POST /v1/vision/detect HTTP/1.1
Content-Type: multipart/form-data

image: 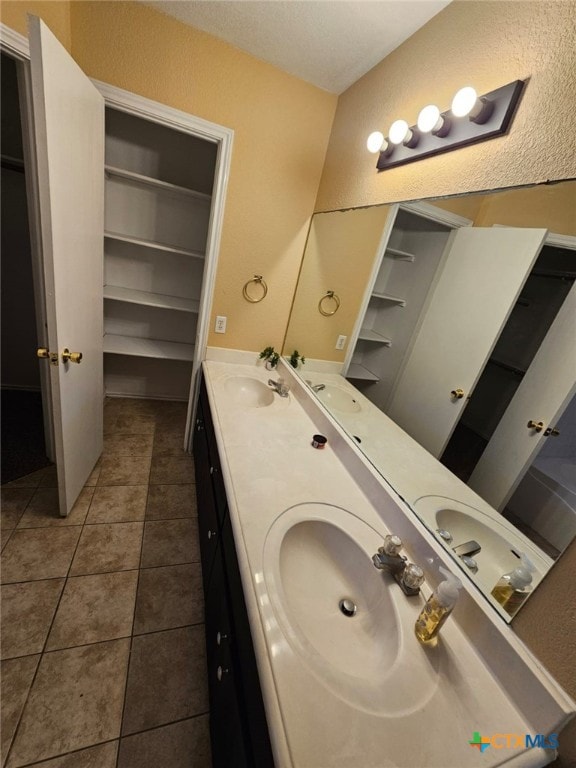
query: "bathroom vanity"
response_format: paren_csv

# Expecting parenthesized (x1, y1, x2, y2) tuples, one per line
(194, 353, 575, 767)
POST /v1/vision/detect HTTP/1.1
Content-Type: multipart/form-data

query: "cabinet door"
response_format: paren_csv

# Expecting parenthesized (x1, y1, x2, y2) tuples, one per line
(469, 280, 576, 510)
(206, 546, 249, 768)
(387, 227, 547, 457)
(193, 406, 220, 589)
(29, 16, 104, 515)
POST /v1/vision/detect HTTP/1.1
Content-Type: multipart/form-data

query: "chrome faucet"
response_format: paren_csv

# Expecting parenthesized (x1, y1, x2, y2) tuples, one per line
(268, 378, 290, 398)
(373, 534, 424, 596)
(311, 383, 326, 392)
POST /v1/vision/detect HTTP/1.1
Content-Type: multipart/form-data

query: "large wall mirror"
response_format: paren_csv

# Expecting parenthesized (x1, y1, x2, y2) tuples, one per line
(283, 179, 575, 620)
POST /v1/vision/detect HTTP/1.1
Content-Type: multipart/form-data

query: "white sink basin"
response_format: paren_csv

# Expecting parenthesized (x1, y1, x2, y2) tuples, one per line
(414, 496, 552, 595)
(315, 385, 361, 413)
(223, 376, 275, 407)
(263, 503, 439, 714)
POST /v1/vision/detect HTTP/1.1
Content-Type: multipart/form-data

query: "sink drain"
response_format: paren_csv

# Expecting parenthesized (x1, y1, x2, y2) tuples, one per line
(339, 598, 357, 617)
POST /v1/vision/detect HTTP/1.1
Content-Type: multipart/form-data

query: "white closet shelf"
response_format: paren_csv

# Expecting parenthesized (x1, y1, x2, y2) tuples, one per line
(104, 285, 200, 313)
(358, 329, 392, 346)
(103, 334, 194, 361)
(105, 165, 212, 202)
(104, 231, 205, 260)
(386, 247, 415, 262)
(347, 363, 380, 382)
(371, 291, 406, 306)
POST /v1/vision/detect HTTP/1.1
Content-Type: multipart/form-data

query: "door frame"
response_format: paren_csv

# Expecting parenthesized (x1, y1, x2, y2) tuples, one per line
(1, 23, 55, 460)
(1, 22, 234, 453)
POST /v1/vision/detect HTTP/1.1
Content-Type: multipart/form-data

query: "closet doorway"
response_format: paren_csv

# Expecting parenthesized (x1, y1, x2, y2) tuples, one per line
(1, 51, 52, 484)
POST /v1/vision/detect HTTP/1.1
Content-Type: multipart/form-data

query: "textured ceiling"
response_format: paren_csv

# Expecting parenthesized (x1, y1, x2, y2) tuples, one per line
(142, 1, 451, 93)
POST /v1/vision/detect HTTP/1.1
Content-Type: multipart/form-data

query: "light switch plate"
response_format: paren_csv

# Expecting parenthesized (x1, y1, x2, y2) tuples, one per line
(335, 335, 347, 350)
(215, 315, 227, 334)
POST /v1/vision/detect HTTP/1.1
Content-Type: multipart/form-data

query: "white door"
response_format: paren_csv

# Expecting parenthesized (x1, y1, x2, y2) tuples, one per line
(29, 17, 104, 516)
(469, 280, 576, 509)
(387, 227, 547, 457)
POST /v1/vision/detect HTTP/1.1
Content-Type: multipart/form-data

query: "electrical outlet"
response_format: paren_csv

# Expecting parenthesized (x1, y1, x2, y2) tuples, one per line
(335, 335, 347, 350)
(215, 315, 227, 334)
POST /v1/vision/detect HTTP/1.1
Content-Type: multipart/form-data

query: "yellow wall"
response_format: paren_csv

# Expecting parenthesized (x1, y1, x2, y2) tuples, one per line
(433, 180, 576, 235)
(315, 0, 576, 212)
(1, 1, 71, 51)
(2, 0, 337, 353)
(283, 205, 390, 361)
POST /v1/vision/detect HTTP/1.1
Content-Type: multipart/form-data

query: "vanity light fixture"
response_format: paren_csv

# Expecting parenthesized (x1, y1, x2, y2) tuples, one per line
(370, 79, 525, 172)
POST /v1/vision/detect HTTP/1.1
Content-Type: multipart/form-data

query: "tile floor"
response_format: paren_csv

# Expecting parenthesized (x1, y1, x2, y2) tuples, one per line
(1, 398, 211, 768)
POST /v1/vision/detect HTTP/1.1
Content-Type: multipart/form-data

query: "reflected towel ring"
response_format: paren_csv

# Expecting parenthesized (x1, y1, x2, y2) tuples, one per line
(318, 290, 341, 316)
(242, 275, 268, 303)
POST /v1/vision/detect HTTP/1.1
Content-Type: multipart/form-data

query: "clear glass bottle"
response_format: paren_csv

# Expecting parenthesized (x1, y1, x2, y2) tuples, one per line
(415, 566, 462, 645)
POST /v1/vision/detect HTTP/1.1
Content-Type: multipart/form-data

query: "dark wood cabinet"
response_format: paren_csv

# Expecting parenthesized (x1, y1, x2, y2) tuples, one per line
(194, 375, 275, 768)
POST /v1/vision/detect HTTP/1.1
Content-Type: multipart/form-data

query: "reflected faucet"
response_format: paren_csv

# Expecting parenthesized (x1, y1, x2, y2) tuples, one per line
(311, 383, 326, 392)
(268, 378, 290, 398)
(372, 534, 424, 596)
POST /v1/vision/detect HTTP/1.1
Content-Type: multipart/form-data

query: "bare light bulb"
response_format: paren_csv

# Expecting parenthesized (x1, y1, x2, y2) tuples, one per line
(417, 104, 441, 133)
(388, 119, 410, 145)
(451, 86, 478, 117)
(366, 131, 386, 154)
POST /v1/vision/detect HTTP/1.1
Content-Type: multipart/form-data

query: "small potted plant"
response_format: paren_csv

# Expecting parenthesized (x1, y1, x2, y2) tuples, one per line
(259, 346, 280, 370)
(288, 350, 306, 369)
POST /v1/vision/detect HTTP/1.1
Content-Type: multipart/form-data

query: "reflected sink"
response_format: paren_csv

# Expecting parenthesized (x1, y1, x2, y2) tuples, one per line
(414, 496, 551, 594)
(263, 503, 439, 714)
(315, 385, 361, 413)
(223, 376, 275, 407)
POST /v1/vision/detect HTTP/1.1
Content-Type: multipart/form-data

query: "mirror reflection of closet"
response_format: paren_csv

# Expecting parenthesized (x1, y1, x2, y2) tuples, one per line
(441, 242, 575, 559)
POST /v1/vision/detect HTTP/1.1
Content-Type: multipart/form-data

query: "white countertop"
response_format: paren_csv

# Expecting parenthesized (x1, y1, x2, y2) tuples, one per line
(202, 355, 574, 768)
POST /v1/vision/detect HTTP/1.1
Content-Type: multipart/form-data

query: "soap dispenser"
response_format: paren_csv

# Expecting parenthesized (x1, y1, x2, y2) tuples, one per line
(415, 566, 462, 645)
(491, 553, 535, 616)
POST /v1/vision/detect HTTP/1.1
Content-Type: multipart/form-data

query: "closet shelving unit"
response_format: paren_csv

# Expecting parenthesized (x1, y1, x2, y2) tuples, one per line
(103, 108, 216, 399)
(346, 204, 467, 408)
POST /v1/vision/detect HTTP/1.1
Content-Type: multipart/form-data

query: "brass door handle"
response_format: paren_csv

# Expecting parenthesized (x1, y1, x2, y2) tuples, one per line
(37, 347, 59, 365)
(62, 348, 82, 364)
(527, 420, 544, 433)
(450, 388, 465, 399)
(544, 426, 560, 437)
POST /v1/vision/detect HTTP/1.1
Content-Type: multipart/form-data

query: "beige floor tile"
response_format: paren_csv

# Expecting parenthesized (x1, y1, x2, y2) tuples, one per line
(1, 528, 82, 584)
(7, 639, 130, 767)
(121, 626, 208, 735)
(117, 716, 210, 768)
(145, 484, 197, 520)
(86, 486, 147, 524)
(23, 741, 118, 767)
(141, 519, 200, 567)
(97, 456, 151, 486)
(17, 487, 94, 529)
(38, 466, 58, 488)
(70, 523, 143, 576)
(149, 456, 195, 485)
(1, 489, 34, 529)
(84, 459, 102, 488)
(1, 467, 49, 490)
(105, 413, 156, 436)
(1, 579, 65, 659)
(134, 563, 203, 635)
(1, 655, 41, 764)
(103, 434, 154, 457)
(1, 527, 14, 552)
(152, 428, 186, 457)
(46, 571, 138, 651)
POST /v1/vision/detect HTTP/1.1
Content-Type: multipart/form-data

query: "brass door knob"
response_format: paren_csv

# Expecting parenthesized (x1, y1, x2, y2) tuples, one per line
(62, 348, 82, 364)
(527, 420, 544, 433)
(37, 347, 59, 365)
(544, 426, 560, 437)
(450, 388, 465, 399)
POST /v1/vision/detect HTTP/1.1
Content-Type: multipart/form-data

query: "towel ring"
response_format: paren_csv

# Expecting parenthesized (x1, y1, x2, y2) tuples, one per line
(242, 275, 268, 303)
(318, 290, 340, 316)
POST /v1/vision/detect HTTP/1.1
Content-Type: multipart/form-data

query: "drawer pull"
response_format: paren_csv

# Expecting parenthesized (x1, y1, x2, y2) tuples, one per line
(216, 631, 228, 646)
(217, 665, 229, 682)
(207, 530, 217, 540)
